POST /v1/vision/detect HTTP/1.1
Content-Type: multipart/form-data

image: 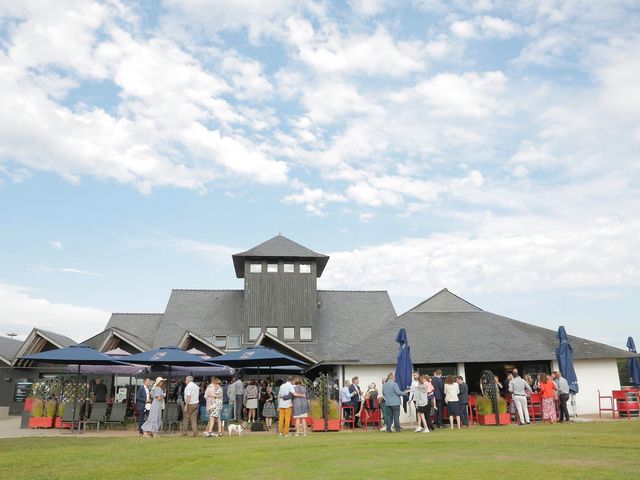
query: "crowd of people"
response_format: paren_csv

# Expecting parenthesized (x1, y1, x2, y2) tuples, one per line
(131, 368, 572, 438)
(135, 375, 310, 438)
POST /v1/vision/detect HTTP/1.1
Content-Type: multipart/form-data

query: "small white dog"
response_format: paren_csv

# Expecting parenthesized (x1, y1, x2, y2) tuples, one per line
(227, 423, 245, 436)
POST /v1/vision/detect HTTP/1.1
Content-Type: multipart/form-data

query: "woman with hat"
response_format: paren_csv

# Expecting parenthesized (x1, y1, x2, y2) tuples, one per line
(142, 377, 166, 438)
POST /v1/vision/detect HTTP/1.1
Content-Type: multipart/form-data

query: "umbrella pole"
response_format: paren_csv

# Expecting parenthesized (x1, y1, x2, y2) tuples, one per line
(72, 364, 80, 433)
(165, 365, 172, 433)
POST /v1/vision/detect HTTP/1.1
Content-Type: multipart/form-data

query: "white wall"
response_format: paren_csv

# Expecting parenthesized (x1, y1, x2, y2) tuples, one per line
(572, 358, 621, 415)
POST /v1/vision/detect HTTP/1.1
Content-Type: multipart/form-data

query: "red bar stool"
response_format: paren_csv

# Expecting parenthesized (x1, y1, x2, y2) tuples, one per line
(340, 404, 355, 430)
(598, 389, 616, 419)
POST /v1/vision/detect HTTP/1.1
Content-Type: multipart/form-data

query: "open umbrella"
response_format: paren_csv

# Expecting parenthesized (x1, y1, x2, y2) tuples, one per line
(210, 346, 309, 368)
(556, 326, 579, 418)
(394, 328, 413, 414)
(20, 345, 131, 432)
(627, 337, 640, 387)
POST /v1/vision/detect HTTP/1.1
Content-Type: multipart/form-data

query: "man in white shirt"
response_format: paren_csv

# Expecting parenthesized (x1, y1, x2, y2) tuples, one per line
(227, 381, 236, 419)
(277, 376, 295, 436)
(408, 371, 419, 429)
(181, 376, 200, 437)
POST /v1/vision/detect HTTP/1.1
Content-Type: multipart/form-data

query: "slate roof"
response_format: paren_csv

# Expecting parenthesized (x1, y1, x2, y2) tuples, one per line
(104, 313, 164, 346)
(232, 235, 329, 278)
(38, 329, 77, 348)
(0, 336, 22, 364)
(151, 290, 243, 348)
(363, 289, 632, 364)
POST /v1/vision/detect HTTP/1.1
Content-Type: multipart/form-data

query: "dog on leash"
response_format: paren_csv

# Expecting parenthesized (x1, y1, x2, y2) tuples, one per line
(227, 422, 246, 436)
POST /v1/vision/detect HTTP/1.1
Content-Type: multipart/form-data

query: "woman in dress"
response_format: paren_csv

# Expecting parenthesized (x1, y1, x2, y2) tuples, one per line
(204, 377, 223, 437)
(261, 384, 276, 431)
(244, 380, 258, 423)
(539, 373, 557, 423)
(444, 375, 461, 430)
(292, 377, 309, 436)
(142, 377, 166, 438)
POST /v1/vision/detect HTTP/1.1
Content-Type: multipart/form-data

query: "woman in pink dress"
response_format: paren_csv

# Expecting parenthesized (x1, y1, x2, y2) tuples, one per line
(538, 373, 557, 423)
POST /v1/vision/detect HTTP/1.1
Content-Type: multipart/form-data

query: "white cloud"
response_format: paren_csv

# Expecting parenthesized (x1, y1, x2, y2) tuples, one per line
(393, 71, 508, 118)
(0, 282, 110, 341)
(221, 54, 274, 100)
(283, 186, 346, 215)
(450, 16, 520, 39)
(49, 241, 64, 250)
(59, 268, 105, 277)
(286, 19, 426, 77)
(321, 216, 640, 296)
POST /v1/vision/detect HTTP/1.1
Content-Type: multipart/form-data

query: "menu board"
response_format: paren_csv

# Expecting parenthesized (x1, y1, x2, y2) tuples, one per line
(14, 381, 33, 403)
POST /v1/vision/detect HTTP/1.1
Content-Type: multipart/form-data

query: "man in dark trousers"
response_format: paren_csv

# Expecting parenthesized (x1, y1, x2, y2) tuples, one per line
(94, 379, 108, 403)
(135, 377, 152, 435)
(349, 376, 362, 428)
(432, 369, 445, 428)
(456, 376, 469, 427)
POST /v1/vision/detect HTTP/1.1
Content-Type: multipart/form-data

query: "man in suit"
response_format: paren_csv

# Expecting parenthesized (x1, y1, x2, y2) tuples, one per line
(349, 376, 362, 428)
(432, 369, 445, 428)
(456, 376, 469, 427)
(135, 377, 152, 434)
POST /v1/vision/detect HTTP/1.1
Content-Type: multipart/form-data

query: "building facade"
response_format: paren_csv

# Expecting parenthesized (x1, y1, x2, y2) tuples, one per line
(0, 234, 632, 415)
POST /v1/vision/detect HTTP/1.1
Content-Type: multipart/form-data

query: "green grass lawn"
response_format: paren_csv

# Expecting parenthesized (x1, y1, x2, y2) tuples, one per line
(1, 422, 639, 480)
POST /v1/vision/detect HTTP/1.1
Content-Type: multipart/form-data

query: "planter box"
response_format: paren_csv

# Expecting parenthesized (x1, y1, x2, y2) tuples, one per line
(311, 419, 341, 431)
(478, 413, 511, 426)
(29, 417, 55, 429)
(23, 398, 35, 412)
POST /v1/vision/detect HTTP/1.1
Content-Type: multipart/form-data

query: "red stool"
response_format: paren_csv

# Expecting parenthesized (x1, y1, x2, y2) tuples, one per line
(361, 399, 381, 431)
(598, 390, 615, 419)
(340, 405, 355, 430)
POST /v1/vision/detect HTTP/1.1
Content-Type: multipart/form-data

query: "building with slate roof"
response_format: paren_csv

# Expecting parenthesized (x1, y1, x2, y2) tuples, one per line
(0, 235, 632, 415)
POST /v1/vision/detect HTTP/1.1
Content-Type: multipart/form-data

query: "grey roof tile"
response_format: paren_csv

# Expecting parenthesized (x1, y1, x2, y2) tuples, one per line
(0, 336, 22, 363)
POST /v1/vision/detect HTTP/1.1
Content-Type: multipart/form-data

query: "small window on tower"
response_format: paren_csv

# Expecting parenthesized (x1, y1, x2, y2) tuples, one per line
(283, 263, 294, 273)
(299, 263, 311, 273)
(250, 263, 262, 273)
(283, 327, 295, 340)
(214, 336, 227, 348)
(266, 327, 278, 337)
(267, 263, 278, 273)
(300, 327, 312, 341)
(248, 327, 261, 341)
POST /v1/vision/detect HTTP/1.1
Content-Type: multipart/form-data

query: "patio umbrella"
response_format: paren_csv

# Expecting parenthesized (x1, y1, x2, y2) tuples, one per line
(394, 328, 413, 414)
(556, 326, 579, 419)
(125, 346, 220, 426)
(20, 345, 132, 432)
(209, 346, 309, 368)
(627, 337, 640, 387)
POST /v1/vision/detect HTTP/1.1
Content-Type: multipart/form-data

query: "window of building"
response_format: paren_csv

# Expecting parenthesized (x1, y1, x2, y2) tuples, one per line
(227, 335, 240, 350)
(299, 263, 311, 273)
(213, 336, 227, 348)
(300, 327, 312, 341)
(248, 327, 261, 341)
(266, 327, 278, 337)
(283, 263, 294, 273)
(283, 327, 295, 340)
(250, 263, 262, 273)
(267, 263, 278, 273)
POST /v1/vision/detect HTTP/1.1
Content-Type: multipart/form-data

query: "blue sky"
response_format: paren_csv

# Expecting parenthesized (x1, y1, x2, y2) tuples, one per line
(0, 0, 638, 348)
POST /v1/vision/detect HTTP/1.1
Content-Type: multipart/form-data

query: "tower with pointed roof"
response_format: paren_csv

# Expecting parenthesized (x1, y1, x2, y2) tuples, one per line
(232, 234, 329, 343)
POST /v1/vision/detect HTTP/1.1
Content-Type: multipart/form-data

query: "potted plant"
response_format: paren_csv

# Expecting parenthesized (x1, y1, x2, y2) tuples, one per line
(476, 396, 511, 425)
(28, 399, 54, 428)
(311, 399, 341, 431)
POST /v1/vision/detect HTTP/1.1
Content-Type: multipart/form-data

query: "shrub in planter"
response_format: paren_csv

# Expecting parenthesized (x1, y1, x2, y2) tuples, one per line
(30, 399, 44, 418)
(46, 399, 58, 418)
(476, 396, 493, 415)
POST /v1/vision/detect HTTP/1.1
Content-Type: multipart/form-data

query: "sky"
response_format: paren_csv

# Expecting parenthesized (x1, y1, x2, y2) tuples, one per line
(0, 0, 638, 349)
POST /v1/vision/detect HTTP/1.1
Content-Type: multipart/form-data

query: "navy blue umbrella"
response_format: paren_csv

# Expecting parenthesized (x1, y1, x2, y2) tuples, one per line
(395, 328, 413, 412)
(208, 346, 309, 368)
(125, 346, 217, 366)
(626, 337, 640, 387)
(20, 345, 132, 432)
(555, 326, 579, 394)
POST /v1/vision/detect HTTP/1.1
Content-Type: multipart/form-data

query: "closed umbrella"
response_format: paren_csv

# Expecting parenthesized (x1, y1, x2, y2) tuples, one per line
(627, 337, 640, 387)
(556, 326, 579, 418)
(20, 345, 132, 432)
(394, 328, 413, 415)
